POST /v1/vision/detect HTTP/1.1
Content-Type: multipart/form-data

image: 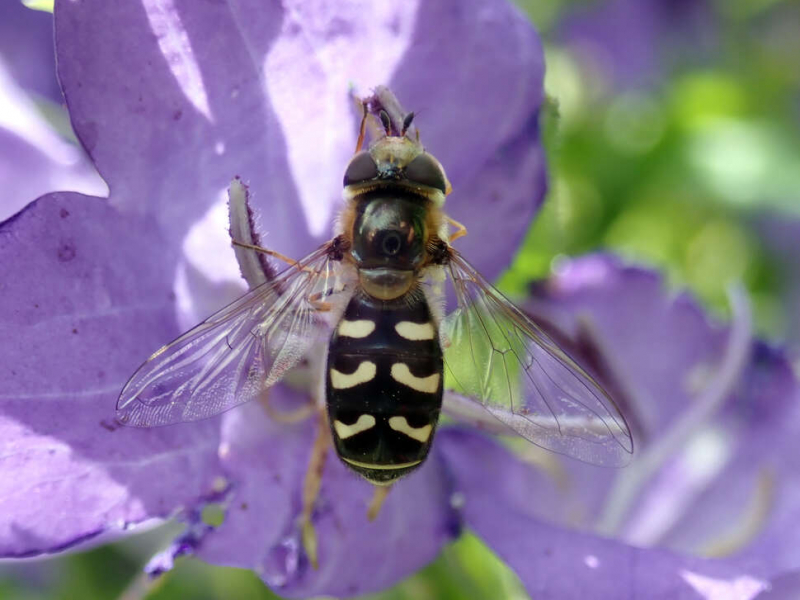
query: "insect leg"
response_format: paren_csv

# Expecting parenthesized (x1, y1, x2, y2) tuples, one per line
(447, 216, 468, 243)
(231, 240, 312, 273)
(300, 409, 331, 570)
(259, 388, 316, 424)
(308, 297, 333, 312)
(366, 484, 393, 521)
(307, 284, 347, 312)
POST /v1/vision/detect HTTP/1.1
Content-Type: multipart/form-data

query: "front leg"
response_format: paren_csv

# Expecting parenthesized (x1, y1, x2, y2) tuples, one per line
(446, 216, 468, 243)
(231, 240, 313, 273)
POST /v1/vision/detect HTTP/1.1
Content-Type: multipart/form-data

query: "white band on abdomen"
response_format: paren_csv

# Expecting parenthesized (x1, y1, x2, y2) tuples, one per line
(330, 361, 377, 389)
(390, 363, 440, 393)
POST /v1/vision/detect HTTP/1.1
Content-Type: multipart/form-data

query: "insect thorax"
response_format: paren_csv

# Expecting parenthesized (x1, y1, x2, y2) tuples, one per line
(342, 190, 435, 301)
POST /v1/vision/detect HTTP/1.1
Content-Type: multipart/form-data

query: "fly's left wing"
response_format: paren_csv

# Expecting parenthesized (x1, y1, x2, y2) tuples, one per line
(116, 243, 351, 427)
(440, 250, 633, 466)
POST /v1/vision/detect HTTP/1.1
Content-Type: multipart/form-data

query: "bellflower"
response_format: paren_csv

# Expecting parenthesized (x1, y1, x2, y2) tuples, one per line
(0, 1, 795, 599)
(0, 1, 61, 103)
(522, 255, 800, 594)
(3, 0, 545, 595)
(0, 1, 105, 221)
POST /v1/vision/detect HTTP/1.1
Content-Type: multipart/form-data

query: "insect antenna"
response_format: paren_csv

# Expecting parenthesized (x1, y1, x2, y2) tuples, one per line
(379, 110, 391, 135)
(401, 112, 415, 135)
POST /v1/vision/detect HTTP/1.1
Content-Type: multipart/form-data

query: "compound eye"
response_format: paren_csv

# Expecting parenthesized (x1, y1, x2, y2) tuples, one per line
(404, 153, 447, 193)
(343, 151, 378, 187)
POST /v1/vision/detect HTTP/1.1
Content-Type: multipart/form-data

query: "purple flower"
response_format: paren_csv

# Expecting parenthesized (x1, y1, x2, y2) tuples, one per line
(0, 4, 105, 222)
(522, 255, 800, 592)
(4, 0, 543, 596)
(0, 2, 62, 103)
(1, 2, 796, 599)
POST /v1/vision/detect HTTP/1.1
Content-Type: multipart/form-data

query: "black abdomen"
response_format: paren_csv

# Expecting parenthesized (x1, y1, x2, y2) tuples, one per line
(326, 292, 443, 483)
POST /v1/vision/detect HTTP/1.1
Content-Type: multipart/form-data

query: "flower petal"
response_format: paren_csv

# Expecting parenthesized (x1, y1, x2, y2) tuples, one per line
(0, 193, 222, 557)
(758, 570, 800, 600)
(526, 254, 800, 579)
(437, 428, 770, 600)
(0, 3, 62, 103)
(196, 397, 457, 597)
(54, 0, 313, 259)
(0, 124, 101, 223)
(55, 0, 546, 285)
(527, 254, 731, 441)
(0, 61, 106, 221)
(523, 255, 741, 526)
(651, 344, 800, 578)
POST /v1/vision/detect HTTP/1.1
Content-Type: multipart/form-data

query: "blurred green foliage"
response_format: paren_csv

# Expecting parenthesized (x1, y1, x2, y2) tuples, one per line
(500, 0, 800, 342)
(3, 0, 799, 599)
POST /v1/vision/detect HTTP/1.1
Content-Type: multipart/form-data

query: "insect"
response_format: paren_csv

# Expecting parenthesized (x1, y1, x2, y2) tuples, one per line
(116, 87, 633, 487)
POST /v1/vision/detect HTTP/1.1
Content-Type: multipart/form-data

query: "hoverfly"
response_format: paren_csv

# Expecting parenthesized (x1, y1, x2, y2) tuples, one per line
(116, 87, 633, 488)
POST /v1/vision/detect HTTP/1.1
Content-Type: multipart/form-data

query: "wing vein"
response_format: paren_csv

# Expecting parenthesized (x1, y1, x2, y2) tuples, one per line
(439, 250, 633, 466)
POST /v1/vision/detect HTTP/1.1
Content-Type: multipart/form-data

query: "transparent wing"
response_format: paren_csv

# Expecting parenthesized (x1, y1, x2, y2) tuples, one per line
(117, 243, 350, 427)
(440, 251, 633, 466)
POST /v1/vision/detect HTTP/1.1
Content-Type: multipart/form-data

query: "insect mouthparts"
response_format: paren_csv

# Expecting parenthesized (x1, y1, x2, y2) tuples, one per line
(377, 164, 402, 180)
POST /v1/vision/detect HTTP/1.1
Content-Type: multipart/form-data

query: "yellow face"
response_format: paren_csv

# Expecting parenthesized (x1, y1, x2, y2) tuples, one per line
(368, 136, 422, 171)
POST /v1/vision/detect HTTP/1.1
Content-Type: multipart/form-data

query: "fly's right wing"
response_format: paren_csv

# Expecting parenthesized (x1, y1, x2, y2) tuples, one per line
(440, 250, 633, 467)
(116, 243, 350, 427)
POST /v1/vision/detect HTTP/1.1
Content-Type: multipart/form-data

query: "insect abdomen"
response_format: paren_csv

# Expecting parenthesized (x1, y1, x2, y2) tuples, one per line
(326, 293, 443, 484)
